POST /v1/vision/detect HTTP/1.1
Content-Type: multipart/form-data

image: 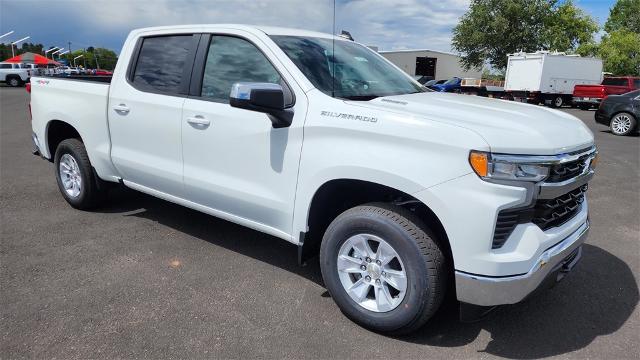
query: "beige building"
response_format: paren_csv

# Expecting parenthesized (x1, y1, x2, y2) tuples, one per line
(379, 49, 482, 80)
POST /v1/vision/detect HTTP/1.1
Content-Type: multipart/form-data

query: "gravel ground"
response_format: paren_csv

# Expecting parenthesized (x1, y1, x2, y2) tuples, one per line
(1, 86, 638, 359)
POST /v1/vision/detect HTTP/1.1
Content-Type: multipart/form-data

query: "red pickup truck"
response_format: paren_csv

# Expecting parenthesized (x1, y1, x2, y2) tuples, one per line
(573, 77, 640, 110)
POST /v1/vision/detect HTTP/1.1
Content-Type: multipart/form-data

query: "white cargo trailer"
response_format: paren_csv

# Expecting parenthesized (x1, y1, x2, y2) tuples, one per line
(504, 51, 603, 107)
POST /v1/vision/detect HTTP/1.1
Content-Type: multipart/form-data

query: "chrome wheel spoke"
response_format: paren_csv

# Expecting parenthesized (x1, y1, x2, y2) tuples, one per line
(348, 278, 370, 302)
(383, 269, 407, 292)
(375, 284, 394, 311)
(337, 254, 363, 273)
(375, 241, 396, 266)
(352, 235, 374, 258)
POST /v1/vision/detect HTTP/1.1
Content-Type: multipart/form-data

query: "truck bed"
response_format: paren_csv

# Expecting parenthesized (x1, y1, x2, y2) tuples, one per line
(30, 75, 115, 180)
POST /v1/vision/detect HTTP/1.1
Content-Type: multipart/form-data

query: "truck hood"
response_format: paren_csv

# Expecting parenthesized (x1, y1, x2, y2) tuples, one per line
(355, 92, 594, 155)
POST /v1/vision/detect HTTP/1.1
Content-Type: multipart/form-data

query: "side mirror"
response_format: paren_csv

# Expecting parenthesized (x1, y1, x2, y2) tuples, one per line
(229, 82, 294, 128)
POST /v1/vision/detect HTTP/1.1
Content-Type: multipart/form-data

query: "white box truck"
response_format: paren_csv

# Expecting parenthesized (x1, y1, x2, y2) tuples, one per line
(504, 51, 603, 108)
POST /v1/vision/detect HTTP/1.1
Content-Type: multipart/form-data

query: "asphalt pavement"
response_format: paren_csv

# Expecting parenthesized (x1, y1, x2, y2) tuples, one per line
(1, 86, 638, 359)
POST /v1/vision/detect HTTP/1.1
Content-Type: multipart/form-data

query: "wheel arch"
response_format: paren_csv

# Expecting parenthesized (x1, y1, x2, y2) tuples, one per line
(298, 178, 452, 269)
(45, 119, 82, 162)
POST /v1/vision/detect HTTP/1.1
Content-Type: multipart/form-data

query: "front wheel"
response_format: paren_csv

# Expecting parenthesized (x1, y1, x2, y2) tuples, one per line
(320, 203, 446, 334)
(54, 138, 105, 209)
(610, 112, 637, 136)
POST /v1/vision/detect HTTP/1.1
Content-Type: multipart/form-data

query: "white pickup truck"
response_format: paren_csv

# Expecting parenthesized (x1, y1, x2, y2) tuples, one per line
(29, 25, 597, 334)
(0, 62, 31, 87)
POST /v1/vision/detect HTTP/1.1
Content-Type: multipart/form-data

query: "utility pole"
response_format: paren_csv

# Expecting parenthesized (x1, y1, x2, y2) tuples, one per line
(94, 52, 100, 70)
(68, 41, 72, 64)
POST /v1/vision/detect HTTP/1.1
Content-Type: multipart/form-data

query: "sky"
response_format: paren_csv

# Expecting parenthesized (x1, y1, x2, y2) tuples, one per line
(0, 0, 615, 55)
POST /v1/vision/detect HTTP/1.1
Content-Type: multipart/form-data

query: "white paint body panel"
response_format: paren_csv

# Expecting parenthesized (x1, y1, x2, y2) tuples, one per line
(30, 25, 594, 281)
(505, 52, 603, 94)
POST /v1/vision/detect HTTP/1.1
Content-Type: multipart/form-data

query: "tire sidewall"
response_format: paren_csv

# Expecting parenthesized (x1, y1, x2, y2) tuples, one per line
(8, 77, 20, 87)
(320, 211, 431, 332)
(54, 141, 93, 207)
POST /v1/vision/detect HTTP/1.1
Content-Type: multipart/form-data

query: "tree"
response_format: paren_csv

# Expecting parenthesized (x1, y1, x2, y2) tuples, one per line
(452, 0, 598, 70)
(604, 0, 640, 34)
(598, 30, 640, 76)
(544, 0, 599, 52)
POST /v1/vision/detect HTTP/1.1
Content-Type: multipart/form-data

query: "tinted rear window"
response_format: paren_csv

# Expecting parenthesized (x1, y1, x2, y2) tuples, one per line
(602, 78, 628, 86)
(132, 35, 192, 94)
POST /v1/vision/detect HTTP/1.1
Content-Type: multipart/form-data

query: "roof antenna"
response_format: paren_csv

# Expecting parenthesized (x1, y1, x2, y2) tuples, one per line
(332, 0, 336, 98)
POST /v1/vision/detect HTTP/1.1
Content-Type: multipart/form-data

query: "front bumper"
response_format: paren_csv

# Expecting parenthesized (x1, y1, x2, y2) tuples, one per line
(455, 219, 589, 306)
(594, 110, 610, 126)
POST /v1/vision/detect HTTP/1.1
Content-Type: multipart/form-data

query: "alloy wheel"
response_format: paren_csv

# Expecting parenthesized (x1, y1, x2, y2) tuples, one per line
(336, 234, 407, 312)
(611, 114, 632, 135)
(59, 153, 82, 197)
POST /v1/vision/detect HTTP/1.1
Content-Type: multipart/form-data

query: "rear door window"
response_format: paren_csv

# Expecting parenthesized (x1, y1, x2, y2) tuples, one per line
(131, 35, 193, 94)
(633, 79, 640, 89)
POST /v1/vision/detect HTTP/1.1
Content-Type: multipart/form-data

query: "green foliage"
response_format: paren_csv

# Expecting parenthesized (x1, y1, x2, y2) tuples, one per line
(453, 0, 598, 70)
(481, 68, 505, 81)
(0, 42, 45, 61)
(604, 0, 640, 33)
(544, 0, 599, 52)
(598, 30, 640, 76)
(579, 0, 640, 76)
(54, 47, 118, 70)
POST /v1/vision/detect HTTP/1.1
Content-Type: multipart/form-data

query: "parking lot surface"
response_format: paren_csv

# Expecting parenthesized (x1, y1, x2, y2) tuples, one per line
(1, 86, 638, 359)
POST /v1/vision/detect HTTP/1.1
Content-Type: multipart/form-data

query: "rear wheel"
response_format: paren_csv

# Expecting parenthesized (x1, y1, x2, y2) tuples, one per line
(549, 95, 563, 108)
(610, 112, 637, 136)
(320, 203, 446, 334)
(7, 76, 22, 87)
(54, 138, 105, 209)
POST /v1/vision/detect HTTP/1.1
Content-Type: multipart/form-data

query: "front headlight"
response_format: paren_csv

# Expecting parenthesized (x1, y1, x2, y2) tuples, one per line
(469, 151, 549, 182)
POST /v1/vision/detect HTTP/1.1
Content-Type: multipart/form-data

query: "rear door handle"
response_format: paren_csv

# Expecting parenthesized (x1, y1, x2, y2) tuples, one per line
(113, 104, 130, 115)
(186, 115, 211, 127)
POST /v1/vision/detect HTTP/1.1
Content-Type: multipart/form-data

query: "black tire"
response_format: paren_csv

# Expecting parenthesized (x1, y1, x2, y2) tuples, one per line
(549, 95, 563, 108)
(7, 76, 23, 87)
(610, 112, 637, 136)
(54, 138, 105, 209)
(319, 203, 446, 334)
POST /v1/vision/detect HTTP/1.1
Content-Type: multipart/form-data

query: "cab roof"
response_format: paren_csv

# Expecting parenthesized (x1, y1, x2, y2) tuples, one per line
(131, 24, 342, 40)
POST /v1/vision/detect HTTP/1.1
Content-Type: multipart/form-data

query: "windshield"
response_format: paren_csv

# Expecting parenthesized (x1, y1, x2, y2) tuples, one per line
(271, 35, 424, 100)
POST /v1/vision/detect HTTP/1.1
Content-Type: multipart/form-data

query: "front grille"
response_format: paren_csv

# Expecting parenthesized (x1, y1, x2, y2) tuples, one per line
(492, 184, 587, 249)
(547, 156, 590, 182)
(532, 185, 587, 230)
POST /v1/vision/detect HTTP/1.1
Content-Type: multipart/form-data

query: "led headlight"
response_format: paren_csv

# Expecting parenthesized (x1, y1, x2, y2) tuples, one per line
(469, 151, 549, 182)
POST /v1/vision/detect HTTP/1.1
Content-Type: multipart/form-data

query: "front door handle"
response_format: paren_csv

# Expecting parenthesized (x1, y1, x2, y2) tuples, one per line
(113, 104, 130, 115)
(186, 115, 211, 127)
